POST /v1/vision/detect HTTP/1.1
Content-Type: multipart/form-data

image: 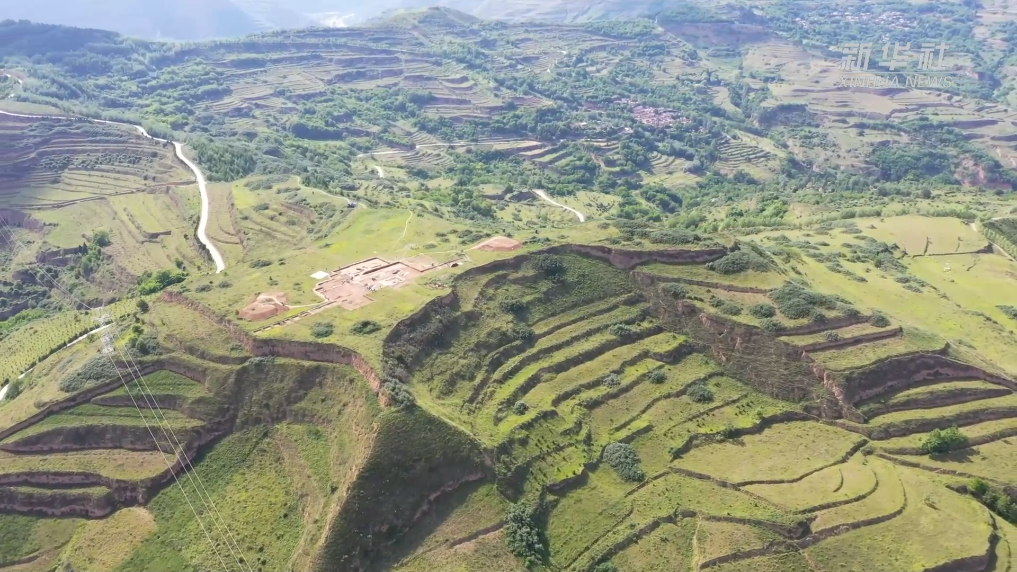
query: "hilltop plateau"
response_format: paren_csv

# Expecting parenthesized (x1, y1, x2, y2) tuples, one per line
(2, 3, 1017, 571)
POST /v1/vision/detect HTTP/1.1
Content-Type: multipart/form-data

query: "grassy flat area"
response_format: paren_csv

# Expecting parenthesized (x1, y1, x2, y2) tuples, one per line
(117, 428, 303, 572)
(784, 253, 1017, 373)
(876, 417, 1017, 451)
(61, 508, 155, 572)
(806, 466, 994, 572)
(697, 520, 781, 565)
(858, 393, 1017, 432)
(590, 354, 719, 434)
(893, 440, 1017, 484)
(638, 263, 788, 289)
(858, 380, 1008, 417)
(810, 328, 944, 371)
(809, 458, 904, 532)
(0, 449, 169, 480)
(395, 482, 507, 558)
(0, 513, 82, 568)
(673, 422, 862, 484)
(391, 529, 520, 572)
(611, 520, 696, 572)
(103, 370, 211, 400)
(1, 403, 202, 443)
(858, 215, 987, 255)
(744, 453, 877, 512)
(630, 472, 798, 526)
(709, 552, 812, 572)
(779, 323, 898, 347)
(545, 469, 633, 566)
(146, 303, 250, 359)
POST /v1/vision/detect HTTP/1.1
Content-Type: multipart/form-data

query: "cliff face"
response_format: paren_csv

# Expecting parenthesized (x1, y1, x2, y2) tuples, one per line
(160, 291, 384, 399)
(836, 352, 1017, 404)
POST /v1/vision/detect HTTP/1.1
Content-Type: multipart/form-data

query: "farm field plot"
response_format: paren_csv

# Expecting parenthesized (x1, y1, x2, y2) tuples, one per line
(857, 379, 1011, 419)
(876, 416, 1017, 452)
(0, 299, 135, 393)
(807, 457, 905, 532)
(0, 402, 202, 443)
(888, 439, 1017, 484)
(808, 328, 945, 371)
(780, 322, 898, 347)
(858, 215, 988, 255)
(854, 392, 1017, 436)
(744, 452, 877, 512)
(806, 466, 994, 572)
(638, 262, 787, 290)
(0, 449, 170, 480)
(673, 422, 863, 484)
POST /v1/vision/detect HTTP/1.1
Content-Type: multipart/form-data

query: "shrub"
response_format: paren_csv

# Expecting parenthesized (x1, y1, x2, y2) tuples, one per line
(920, 426, 968, 455)
(513, 401, 529, 415)
(748, 303, 776, 318)
(138, 269, 187, 295)
(505, 503, 546, 567)
(593, 563, 619, 572)
(532, 254, 566, 278)
(609, 324, 636, 338)
(58, 355, 119, 393)
(382, 380, 415, 409)
(499, 299, 526, 314)
(870, 313, 891, 327)
(824, 331, 840, 342)
(602, 442, 645, 482)
(769, 281, 840, 320)
(719, 424, 738, 439)
(647, 369, 667, 384)
(253, 202, 270, 211)
(705, 248, 773, 275)
(194, 284, 212, 293)
(136, 300, 150, 313)
(648, 230, 700, 245)
(998, 305, 1017, 321)
(249, 259, 272, 268)
(687, 382, 714, 403)
(601, 373, 621, 387)
(719, 302, 742, 316)
(511, 326, 535, 342)
(760, 318, 785, 332)
(350, 320, 381, 335)
(660, 283, 688, 299)
(310, 322, 334, 338)
(217, 280, 232, 289)
(709, 296, 725, 308)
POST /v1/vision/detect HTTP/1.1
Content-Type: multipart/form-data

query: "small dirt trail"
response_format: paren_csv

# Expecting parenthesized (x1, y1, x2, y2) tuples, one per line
(374, 165, 386, 178)
(532, 188, 585, 222)
(394, 211, 414, 246)
(0, 109, 227, 273)
(5, 323, 111, 398)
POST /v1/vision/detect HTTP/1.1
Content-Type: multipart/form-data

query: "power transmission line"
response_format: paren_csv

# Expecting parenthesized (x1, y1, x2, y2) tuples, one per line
(0, 220, 251, 572)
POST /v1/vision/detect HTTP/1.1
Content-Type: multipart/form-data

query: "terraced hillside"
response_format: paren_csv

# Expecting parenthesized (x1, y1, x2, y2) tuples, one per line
(379, 240, 1017, 572)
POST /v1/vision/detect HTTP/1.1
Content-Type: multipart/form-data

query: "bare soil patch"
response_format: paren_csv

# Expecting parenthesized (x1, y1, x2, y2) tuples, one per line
(239, 291, 290, 321)
(473, 236, 522, 251)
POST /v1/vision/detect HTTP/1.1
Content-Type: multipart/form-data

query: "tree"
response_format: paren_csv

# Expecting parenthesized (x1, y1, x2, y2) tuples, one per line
(919, 427, 967, 455)
(136, 299, 150, 313)
(603, 442, 645, 482)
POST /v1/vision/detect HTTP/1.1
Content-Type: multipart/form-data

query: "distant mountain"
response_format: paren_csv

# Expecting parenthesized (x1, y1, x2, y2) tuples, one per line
(0, 0, 674, 40)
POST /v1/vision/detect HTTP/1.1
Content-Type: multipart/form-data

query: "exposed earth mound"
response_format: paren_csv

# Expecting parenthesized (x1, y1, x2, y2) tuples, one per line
(239, 291, 290, 321)
(473, 236, 522, 251)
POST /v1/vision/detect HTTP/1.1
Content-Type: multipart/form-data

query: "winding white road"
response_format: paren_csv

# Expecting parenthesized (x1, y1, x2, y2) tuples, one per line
(532, 189, 586, 222)
(0, 109, 226, 273)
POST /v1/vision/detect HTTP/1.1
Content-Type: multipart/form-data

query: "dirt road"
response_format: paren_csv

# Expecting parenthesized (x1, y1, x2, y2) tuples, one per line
(0, 109, 227, 273)
(532, 189, 586, 222)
